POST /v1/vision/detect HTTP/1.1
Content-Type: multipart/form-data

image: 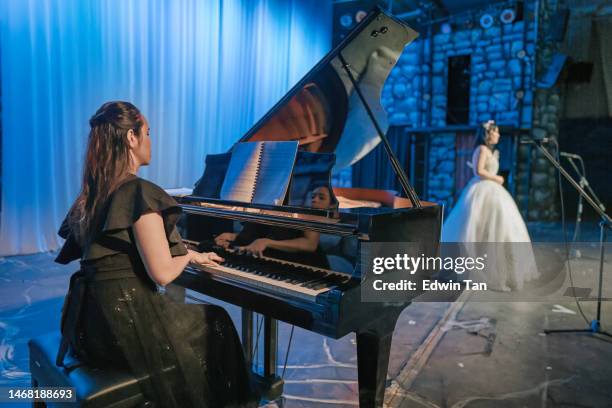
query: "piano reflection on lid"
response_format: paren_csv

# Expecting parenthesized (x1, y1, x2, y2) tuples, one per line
(215, 184, 339, 268)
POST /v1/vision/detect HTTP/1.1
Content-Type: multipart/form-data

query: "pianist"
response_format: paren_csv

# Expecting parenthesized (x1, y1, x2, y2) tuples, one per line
(55, 101, 258, 407)
(214, 183, 338, 267)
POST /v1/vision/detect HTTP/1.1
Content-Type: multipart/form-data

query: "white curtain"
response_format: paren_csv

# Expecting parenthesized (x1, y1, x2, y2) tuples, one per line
(0, 0, 332, 255)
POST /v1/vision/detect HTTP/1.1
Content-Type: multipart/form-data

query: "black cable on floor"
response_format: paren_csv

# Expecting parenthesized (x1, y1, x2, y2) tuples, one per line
(252, 314, 264, 367)
(281, 325, 295, 378)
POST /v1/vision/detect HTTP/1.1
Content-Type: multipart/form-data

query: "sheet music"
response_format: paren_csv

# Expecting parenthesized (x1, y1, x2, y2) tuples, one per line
(252, 141, 298, 205)
(220, 141, 298, 205)
(220, 142, 263, 202)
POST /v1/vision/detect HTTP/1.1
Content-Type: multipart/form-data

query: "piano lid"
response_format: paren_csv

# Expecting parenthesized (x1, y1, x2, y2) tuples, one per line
(238, 7, 418, 171)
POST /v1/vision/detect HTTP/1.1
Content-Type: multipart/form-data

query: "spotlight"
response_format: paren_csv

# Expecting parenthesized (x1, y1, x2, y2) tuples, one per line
(355, 10, 368, 23)
(340, 14, 353, 28)
(479, 13, 494, 29)
(500, 8, 516, 24)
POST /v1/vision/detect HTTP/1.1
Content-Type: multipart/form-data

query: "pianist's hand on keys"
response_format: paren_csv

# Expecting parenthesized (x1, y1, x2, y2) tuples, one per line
(188, 250, 224, 267)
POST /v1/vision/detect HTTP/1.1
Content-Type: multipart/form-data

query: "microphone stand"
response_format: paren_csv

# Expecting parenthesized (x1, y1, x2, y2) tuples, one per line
(525, 138, 612, 338)
(561, 154, 607, 235)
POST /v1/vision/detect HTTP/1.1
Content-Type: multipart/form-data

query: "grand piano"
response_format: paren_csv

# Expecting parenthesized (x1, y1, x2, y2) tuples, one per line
(174, 7, 442, 408)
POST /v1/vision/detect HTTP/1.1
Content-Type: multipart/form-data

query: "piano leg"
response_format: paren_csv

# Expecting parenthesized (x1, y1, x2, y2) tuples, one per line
(263, 316, 278, 377)
(356, 310, 402, 408)
(243, 312, 284, 401)
(262, 317, 284, 399)
(242, 309, 253, 364)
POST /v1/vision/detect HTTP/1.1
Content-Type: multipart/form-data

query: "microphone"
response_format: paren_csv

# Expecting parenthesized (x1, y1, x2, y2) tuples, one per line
(560, 152, 582, 160)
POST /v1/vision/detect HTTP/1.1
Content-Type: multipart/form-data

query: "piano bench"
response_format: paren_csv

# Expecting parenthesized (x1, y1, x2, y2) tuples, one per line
(28, 333, 148, 408)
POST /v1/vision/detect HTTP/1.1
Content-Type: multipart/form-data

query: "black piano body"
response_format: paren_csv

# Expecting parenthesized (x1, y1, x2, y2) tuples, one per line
(175, 7, 443, 408)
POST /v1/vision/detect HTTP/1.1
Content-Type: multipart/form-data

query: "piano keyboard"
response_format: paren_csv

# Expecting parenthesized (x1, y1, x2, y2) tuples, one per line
(185, 244, 352, 301)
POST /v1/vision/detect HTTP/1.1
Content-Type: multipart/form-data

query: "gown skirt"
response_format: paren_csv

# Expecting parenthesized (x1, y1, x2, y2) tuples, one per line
(442, 177, 540, 291)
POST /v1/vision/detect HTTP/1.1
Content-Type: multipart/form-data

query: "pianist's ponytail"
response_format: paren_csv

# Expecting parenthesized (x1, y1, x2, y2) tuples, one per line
(69, 101, 145, 245)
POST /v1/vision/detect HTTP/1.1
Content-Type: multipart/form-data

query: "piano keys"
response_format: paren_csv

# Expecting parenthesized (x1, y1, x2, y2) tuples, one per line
(184, 240, 352, 301)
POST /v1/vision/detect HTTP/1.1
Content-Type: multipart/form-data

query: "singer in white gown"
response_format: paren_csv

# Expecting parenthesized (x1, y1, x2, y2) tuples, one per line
(442, 121, 539, 291)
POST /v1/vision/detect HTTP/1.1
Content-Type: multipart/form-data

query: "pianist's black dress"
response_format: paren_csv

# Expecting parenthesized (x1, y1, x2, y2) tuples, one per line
(55, 175, 257, 408)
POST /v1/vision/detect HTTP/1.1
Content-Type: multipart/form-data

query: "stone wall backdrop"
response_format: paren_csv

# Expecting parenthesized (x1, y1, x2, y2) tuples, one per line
(382, 18, 535, 129)
(378, 1, 538, 211)
(519, 0, 566, 221)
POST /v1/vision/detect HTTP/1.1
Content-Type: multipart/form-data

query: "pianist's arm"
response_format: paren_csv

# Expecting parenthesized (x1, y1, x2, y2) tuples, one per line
(133, 211, 224, 286)
(240, 230, 320, 257)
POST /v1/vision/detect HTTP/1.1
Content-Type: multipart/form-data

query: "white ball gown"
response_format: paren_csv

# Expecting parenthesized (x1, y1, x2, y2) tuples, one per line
(442, 147, 539, 291)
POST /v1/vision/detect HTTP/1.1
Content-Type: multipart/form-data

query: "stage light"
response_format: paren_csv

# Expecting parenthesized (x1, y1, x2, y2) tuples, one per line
(355, 10, 367, 23)
(340, 13, 353, 28)
(479, 13, 494, 29)
(500, 8, 516, 24)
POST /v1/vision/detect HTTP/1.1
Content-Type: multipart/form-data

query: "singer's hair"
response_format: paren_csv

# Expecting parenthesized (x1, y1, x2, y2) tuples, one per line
(473, 119, 498, 151)
(67, 101, 145, 245)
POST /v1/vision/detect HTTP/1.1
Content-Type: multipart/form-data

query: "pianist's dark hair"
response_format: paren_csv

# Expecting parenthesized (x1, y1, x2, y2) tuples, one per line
(68, 101, 145, 244)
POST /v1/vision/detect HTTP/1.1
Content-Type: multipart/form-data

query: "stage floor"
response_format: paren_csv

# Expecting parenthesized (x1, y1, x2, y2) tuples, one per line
(1, 222, 610, 407)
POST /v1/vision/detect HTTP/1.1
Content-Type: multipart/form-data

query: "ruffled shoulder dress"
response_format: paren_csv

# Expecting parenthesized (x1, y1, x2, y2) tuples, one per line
(55, 174, 258, 407)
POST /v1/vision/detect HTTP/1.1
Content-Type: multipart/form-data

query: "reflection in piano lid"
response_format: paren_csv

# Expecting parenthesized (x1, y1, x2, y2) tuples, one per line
(189, 3, 423, 209)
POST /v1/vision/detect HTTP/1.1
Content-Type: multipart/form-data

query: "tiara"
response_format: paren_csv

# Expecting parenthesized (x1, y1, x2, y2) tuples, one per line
(482, 120, 496, 131)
